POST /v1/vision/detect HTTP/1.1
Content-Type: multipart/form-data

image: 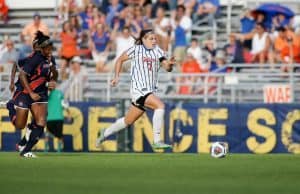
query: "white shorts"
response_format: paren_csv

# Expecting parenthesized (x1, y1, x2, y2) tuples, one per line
(92, 51, 108, 62)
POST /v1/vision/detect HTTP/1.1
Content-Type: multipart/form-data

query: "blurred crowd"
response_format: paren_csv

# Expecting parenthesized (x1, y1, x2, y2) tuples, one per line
(0, 0, 300, 96)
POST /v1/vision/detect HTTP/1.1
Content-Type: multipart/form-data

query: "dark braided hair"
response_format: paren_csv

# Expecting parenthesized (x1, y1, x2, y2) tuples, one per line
(34, 30, 53, 48)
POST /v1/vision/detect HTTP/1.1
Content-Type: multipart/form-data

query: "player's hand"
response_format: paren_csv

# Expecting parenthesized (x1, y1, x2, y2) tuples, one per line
(169, 56, 176, 65)
(29, 92, 41, 101)
(9, 83, 15, 93)
(48, 81, 56, 90)
(110, 77, 119, 87)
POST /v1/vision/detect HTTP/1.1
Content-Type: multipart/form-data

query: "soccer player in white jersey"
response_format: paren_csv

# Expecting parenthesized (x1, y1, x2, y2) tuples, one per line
(96, 29, 175, 149)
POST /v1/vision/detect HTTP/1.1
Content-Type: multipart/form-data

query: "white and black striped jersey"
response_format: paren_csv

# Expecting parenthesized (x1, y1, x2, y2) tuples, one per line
(126, 45, 166, 95)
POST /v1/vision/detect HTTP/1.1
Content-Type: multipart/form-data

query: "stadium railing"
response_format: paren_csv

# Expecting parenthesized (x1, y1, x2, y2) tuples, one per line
(1, 63, 300, 103)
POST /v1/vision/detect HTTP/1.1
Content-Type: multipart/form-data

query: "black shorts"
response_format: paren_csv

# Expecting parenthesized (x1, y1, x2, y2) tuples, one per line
(47, 120, 63, 138)
(13, 91, 48, 109)
(131, 92, 152, 111)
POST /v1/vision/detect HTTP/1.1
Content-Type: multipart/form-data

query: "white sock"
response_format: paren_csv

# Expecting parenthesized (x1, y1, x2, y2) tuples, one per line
(152, 109, 165, 144)
(104, 117, 127, 138)
(25, 127, 32, 141)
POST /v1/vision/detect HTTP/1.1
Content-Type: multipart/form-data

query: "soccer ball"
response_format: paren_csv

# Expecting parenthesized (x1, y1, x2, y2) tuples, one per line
(210, 142, 228, 158)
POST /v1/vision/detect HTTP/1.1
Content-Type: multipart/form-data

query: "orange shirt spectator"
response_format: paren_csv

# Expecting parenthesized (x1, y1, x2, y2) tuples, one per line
(179, 54, 204, 94)
(281, 44, 300, 63)
(59, 21, 78, 59)
(21, 13, 49, 42)
(274, 28, 296, 53)
(0, 0, 8, 22)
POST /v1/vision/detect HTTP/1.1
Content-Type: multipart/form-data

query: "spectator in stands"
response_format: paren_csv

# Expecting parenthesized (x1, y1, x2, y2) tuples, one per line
(234, 23, 272, 64)
(21, 12, 49, 42)
(66, 56, 88, 101)
(0, 39, 19, 73)
(133, 5, 151, 30)
(0, 34, 8, 60)
(70, 13, 82, 34)
(0, 0, 8, 23)
(59, 20, 79, 80)
(274, 27, 290, 63)
(88, 6, 106, 32)
(171, 5, 192, 68)
(91, 23, 111, 72)
(78, 31, 92, 59)
(240, 9, 255, 34)
(196, 0, 220, 26)
(18, 35, 33, 59)
(177, 0, 197, 17)
(105, 0, 124, 28)
(209, 49, 227, 73)
(111, 24, 134, 71)
(153, 6, 171, 51)
(58, 0, 79, 21)
(79, 3, 94, 31)
(240, 9, 255, 50)
(280, 31, 300, 72)
(151, 0, 169, 18)
(119, 6, 142, 39)
(272, 13, 290, 30)
(186, 38, 204, 69)
(178, 51, 204, 94)
(202, 39, 215, 68)
(224, 34, 245, 64)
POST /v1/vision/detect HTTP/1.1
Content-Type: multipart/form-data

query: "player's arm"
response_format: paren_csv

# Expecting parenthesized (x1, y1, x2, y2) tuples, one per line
(111, 52, 129, 86)
(160, 56, 176, 72)
(9, 62, 17, 92)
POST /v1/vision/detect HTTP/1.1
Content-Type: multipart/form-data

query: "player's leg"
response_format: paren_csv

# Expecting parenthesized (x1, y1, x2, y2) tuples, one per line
(46, 120, 64, 152)
(20, 103, 47, 156)
(55, 120, 64, 152)
(96, 104, 144, 147)
(17, 119, 36, 148)
(10, 93, 33, 152)
(144, 94, 171, 149)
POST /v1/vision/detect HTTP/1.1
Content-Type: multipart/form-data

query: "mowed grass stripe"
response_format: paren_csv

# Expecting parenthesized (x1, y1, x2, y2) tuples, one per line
(0, 153, 299, 194)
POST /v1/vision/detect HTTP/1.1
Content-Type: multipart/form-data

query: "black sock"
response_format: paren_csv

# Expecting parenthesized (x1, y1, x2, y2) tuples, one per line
(20, 124, 44, 155)
(18, 137, 27, 146)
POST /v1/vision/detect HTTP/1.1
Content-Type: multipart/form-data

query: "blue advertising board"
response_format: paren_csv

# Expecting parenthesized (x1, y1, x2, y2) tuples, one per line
(0, 102, 300, 153)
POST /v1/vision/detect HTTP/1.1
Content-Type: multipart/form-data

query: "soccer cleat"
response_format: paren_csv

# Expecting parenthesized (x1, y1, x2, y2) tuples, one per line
(152, 141, 172, 149)
(95, 129, 106, 148)
(21, 152, 37, 158)
(16, 144, 25, 153)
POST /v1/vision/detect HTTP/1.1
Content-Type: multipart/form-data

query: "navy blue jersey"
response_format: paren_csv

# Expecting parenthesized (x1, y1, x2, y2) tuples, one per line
(15, 51, 56, 94)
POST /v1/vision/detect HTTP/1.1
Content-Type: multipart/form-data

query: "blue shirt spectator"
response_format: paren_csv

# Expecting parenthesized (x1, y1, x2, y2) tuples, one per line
(105, 1, 123, 28)
(240, 17, 255, 33)
(92, 31, 110, 52)
(174, 26, 187, 47)
(79, 11, 92, 30)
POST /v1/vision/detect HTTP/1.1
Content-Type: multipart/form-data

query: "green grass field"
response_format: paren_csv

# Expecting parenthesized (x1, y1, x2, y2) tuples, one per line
(0, 152, 299, 194)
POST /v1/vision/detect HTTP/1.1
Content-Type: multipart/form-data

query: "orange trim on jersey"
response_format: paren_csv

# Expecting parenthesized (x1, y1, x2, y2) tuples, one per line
(23, 77, 46, 94)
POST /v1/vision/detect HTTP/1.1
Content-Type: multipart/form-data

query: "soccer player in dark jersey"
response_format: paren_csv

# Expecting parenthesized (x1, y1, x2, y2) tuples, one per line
(6, 31, 58, 157)
(7, 31, 58, 153)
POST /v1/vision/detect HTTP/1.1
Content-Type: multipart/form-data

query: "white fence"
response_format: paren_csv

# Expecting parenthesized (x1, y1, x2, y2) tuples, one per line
(2, 64, 300, 103)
